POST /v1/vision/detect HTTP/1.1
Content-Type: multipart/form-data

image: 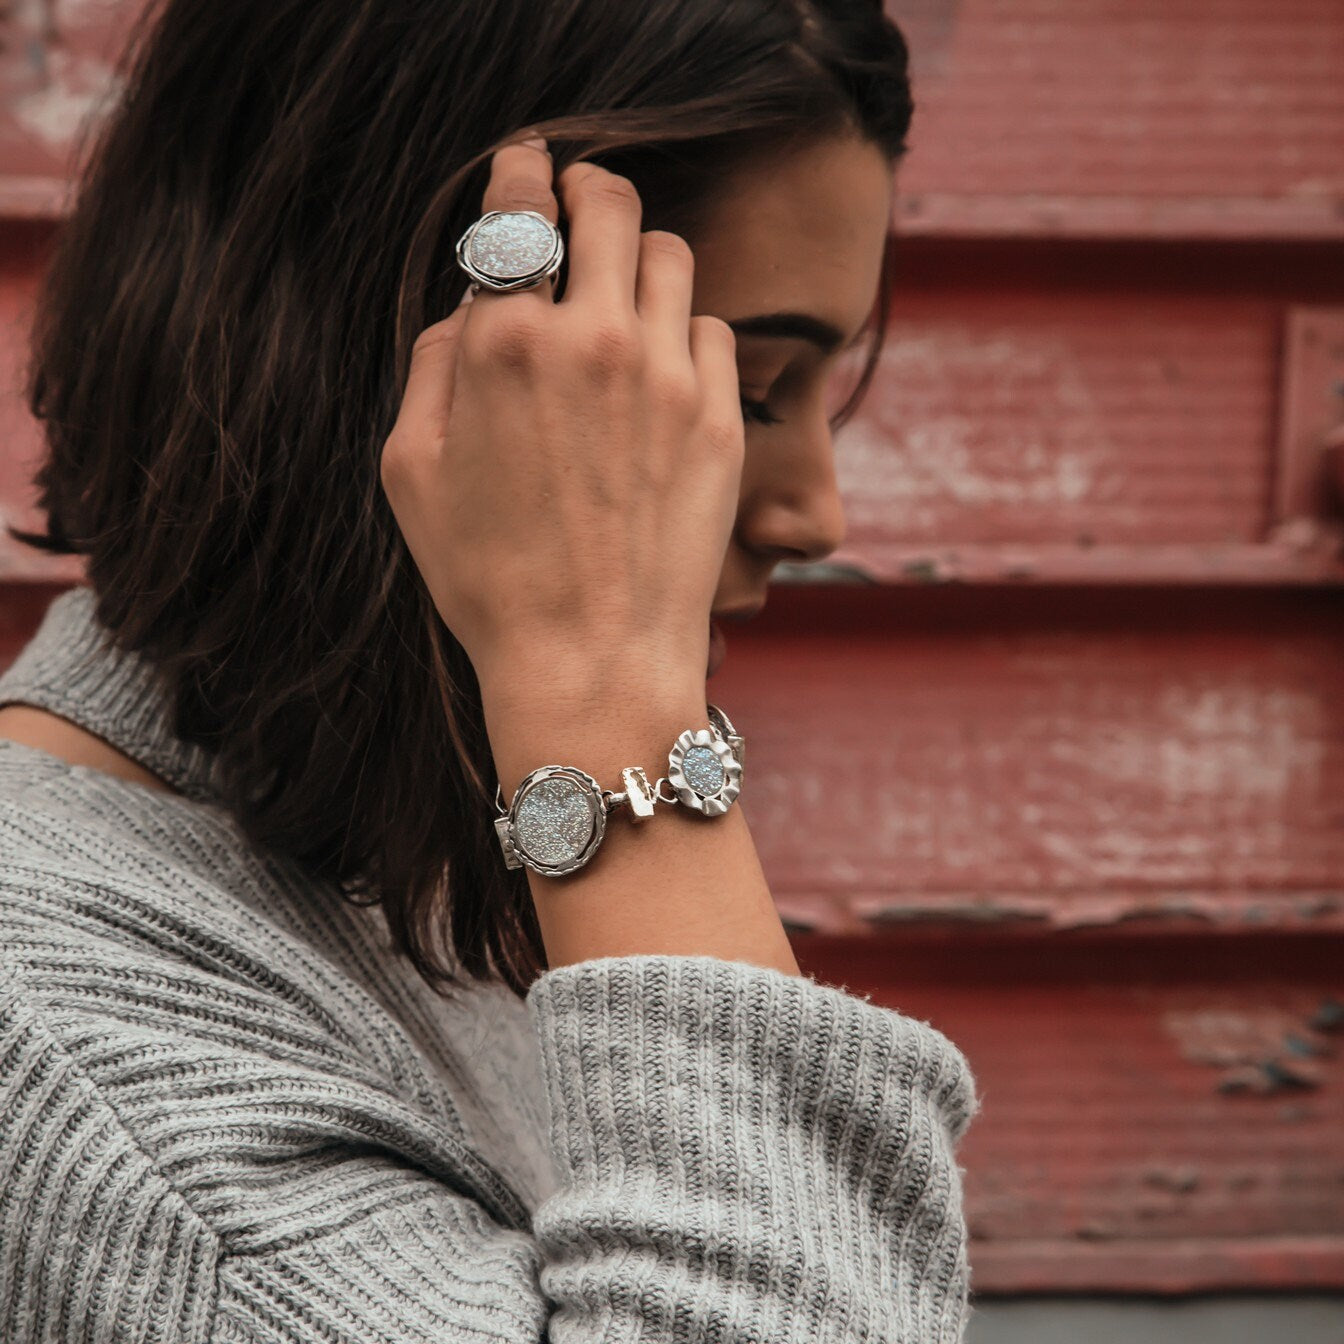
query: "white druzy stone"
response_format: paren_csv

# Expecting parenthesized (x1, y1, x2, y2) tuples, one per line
(515, 777, 594, 864)
(682, 745, 725, 796)
(468, 213, 556, 279)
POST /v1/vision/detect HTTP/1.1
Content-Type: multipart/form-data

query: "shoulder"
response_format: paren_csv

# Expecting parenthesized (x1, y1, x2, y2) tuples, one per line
(0, 742, 542, 1248)
(0, 737, 391, 1071)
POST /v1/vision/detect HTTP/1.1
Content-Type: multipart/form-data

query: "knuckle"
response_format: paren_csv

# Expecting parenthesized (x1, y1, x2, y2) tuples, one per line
(379, 430, 417, 493)
(410, 318, 459, 361)
(647, 364, 698, 415)
(641, 230, 693, 268)
(557, 162, 589, 190)
(597, 174, 641, 210)
(692, 314, 736, 348)
(572, 166, 640, 211)
(378, 437, 400, 490)
(701, 414, 745, 461)
(578, 318, 641, 376)
(470, 310, 546, 370)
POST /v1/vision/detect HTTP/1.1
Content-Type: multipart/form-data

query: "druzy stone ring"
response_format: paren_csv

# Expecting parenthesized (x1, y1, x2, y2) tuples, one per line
(456, 209, 564, 294)
(494, 704, 746, 876)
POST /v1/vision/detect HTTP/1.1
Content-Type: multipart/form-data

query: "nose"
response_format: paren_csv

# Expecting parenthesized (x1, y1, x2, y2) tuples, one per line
(738, 413, 847, 564)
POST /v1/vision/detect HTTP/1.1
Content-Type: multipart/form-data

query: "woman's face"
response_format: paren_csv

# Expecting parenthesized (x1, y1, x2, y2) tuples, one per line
(685, 132, 895, 656)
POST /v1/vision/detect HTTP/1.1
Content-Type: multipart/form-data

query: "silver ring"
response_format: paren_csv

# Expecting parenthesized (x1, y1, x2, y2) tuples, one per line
(455, 209, 564, 294)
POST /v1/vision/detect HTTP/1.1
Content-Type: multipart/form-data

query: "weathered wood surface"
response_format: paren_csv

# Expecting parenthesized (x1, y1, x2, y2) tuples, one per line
(889, 0, 1344, 240)
(800, 931, 1344, 1293)
(3, 0, 1342, 1301)
(709, 586, 1344, 937)
(4, 2, 1342, 238)
(827, 244, 1344, 585)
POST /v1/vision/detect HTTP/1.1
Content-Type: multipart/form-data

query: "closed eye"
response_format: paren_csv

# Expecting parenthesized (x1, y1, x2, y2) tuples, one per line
(740, 395, 783, 427)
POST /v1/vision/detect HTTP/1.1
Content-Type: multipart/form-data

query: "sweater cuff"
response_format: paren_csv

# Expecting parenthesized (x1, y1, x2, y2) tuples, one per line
(526, 954, 978, 1168)
(526, 952, 979, 1343)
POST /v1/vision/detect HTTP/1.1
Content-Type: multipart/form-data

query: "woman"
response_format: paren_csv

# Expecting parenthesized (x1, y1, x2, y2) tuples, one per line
(0, 0, 979, 1339)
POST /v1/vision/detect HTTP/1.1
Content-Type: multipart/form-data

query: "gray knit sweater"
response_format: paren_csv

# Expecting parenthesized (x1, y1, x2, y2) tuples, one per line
(0, 585, 979, 1343)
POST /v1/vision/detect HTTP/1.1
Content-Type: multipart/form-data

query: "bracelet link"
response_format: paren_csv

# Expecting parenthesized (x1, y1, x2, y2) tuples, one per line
(493, 814, 524, 870)
(619, 766, 657, 820)
(495, 703, 744, 877)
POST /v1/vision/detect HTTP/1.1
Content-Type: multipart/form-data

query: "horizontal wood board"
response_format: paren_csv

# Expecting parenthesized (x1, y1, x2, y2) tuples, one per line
(889, 0, 1344, 239)
(3, 2, 1343, 239)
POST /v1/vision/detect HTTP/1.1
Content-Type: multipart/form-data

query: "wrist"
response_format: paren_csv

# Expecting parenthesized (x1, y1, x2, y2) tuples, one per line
(478, 637, 706, 722)
(474, 626, 708, 704)
(481, 680, 713, 803)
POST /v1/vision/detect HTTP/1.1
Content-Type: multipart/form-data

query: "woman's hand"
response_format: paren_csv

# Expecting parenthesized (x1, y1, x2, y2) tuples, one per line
(379, 138, 797, 979)
(379, 139, 743, 711)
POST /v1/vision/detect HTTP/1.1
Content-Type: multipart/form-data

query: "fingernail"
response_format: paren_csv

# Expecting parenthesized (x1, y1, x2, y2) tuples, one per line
(521, 136, 548, 153)
(459, 284, 477, 306)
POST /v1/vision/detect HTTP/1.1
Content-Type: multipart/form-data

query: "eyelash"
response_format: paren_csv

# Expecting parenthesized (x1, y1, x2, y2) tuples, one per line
(740, 395, 783, 426)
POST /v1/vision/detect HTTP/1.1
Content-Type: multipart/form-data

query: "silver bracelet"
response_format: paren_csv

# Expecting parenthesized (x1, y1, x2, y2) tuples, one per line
(493, 703, 746, 877)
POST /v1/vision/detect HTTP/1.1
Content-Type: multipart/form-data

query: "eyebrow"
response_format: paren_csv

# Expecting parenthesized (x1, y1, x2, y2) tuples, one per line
(725, 311, 856, 357)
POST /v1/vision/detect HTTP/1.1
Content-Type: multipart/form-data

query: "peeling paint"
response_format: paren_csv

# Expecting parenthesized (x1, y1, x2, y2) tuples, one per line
(864, 902, 1048, 927)
(771, 559, 878, 586)
(1143, 1167, 1201, 1193)
(13, 49, 122, 149)
(1164, 1005, 1338, 1095)
(836, 329, 1113, 543)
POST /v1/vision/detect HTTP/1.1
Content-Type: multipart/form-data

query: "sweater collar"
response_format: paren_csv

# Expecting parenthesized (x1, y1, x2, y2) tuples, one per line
(0, 584, 225, 805)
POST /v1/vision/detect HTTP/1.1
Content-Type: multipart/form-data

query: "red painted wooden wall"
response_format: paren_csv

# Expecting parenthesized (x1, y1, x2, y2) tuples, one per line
(2, 0, 1342, 1296)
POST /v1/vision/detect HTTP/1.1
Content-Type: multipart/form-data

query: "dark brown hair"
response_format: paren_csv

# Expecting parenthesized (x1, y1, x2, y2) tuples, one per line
(12, 0, 912, 997)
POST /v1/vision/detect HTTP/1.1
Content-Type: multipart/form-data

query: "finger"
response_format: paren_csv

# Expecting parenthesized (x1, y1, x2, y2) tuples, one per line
(688, 315, 744, 452)
(480, 136, 556, 222)
(637, 229, 695, 363)
(471, 137, 559, 305)
(556, 162, 642, 311)
(395, 287, 476, 439)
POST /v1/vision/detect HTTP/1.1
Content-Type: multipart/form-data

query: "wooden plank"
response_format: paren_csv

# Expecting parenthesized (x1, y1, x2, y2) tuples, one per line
(826, 245, 1344, 582)
(889, 0, 1344, 241)
(3, 2, 1342, 242)
(796, 931, 1344, 1293)
(893, 194, 1344, 244)
(703, 586, 1344, 935)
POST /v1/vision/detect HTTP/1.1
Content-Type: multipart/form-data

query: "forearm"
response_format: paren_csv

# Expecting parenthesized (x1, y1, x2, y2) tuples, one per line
(480, 664, 800, 978)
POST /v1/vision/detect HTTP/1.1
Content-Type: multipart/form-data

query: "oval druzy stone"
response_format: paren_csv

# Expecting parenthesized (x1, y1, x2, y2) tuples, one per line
(468, 213, 555, 279)
(682, 745, 725, 796)
(515, 777, 595, 865)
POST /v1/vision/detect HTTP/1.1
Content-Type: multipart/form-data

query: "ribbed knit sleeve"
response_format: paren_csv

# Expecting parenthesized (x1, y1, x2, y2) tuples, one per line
(523, 954, 978, 1341)
(2, 898, 978, 1343)
(2, 827, 978, 1344)
(209, 956, 978, 1343)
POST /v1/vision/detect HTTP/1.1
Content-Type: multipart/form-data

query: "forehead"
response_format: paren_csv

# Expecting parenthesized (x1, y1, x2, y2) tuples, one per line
(686, 134, 895, 338)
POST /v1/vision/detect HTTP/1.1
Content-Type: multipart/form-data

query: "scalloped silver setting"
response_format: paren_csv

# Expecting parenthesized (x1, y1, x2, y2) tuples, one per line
(667, 728, 743, 816)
